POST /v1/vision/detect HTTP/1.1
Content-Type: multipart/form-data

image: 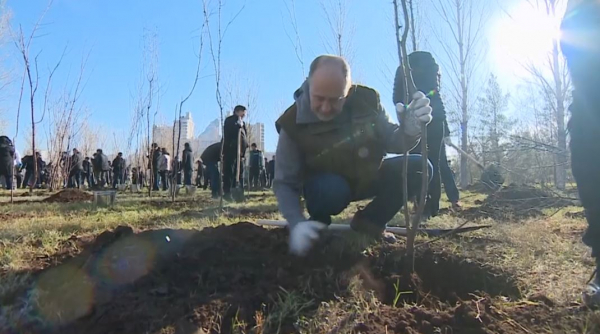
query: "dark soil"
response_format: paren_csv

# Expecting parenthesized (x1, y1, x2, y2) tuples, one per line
(5, 223, 588, 334)
(43, 189, 94, 203)
(447, 184, 575, 221)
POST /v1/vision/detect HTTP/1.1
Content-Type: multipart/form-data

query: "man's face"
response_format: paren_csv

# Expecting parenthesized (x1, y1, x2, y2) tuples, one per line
(309, 67, 348, 121)
(236, 109, 247, 119)
(251, 145, 257, 151)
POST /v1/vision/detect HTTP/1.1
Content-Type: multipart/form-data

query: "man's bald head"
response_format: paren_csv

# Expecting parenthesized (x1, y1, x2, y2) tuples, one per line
(308, 55, 352, 121)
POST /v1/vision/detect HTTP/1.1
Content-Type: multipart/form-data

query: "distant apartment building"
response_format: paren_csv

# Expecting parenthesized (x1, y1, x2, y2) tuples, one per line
(152, 112, 195, 152)
(247, 122, 265, 152)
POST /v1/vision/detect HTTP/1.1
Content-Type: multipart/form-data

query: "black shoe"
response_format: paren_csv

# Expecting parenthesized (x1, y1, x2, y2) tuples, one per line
(584, 261, 600, 307)
(223, 193, 234, 202)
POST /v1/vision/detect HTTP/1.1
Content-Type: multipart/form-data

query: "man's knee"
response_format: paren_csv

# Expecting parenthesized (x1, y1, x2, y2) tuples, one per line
(304, 173, 352, 217)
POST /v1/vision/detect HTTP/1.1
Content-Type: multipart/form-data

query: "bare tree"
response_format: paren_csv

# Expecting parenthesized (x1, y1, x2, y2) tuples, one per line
(430, 0, 487, 188)
(281, 0, 305, 78)
(0, 0, 12, 94)
(525, 0, 570, 190)
(14, 1, 54, 193)
(393, 0, 428, 270)
(319, 0, 355, 64)
(203, 0, 244, 209)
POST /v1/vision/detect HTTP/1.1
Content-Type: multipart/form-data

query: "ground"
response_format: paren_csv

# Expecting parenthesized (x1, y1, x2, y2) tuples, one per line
(0, 185, 598, 333)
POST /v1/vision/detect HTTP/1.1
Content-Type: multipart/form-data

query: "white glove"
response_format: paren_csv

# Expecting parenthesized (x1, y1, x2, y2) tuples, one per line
(396, 91, 433, 137)
(443, 136, 452, 145)
(289, 220, 327, 256)
(236, 118, 244, 127)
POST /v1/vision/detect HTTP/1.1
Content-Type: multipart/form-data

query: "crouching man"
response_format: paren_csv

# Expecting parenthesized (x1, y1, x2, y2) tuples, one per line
(273, 55, 433, 256)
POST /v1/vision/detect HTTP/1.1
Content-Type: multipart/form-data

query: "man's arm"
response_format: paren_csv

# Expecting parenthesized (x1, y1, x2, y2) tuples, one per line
(273, 129, 307, 228)
(376, 102, 421, 154)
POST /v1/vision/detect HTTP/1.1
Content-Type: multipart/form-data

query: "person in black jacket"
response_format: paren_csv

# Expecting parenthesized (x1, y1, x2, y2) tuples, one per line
(82, 157, 92, 188)
(0, 136, 15, 190)
(248, 143, 263, 190)
(182, 143, 194, 186)
(394, 51, 449, 219)
(68, 148, 84, 188)
(196, 159, 204, 188)
(222, 105, 248, 201)
(561, 0, 600, 305)
(150, 143, 161, 191)
(112, 152, 126, 188)
(267, 156, 275, 188)
(21, 152, 43, 188)
(93, 149, 110, 188)
(201, 142, 222, 198)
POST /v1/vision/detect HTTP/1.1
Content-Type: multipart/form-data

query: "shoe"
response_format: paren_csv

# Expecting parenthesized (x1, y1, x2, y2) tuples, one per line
(584, 264, 600, 307)
(211, 193, 219, 199)
(451, 201, 463, 211)
(350, 210, 396, 243)
(223, 193, 234, 202)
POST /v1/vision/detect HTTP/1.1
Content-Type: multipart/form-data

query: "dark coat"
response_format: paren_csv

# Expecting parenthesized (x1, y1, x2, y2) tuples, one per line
(223, 115, 248, 157)
(0, 136, 15, 174)
(71, 152, 83, 171)
(201, 142, 221, 165)
(83, 159, 91, 173)
(152, 149, 162, 170)
(95, 153, 110, 171)
(267, 160, 275, 176)
(248, 149, 263, 169)
(182, 148, 194, 171)
(112, 156, 126, 172)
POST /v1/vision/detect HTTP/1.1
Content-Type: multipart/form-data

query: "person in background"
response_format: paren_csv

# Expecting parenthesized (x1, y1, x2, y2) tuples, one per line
(196, 159, 204, 188)
(150, 143, 161, 191)
(159, 148, 171, 191)
(173, 156, 182, 185)
(82, 157, 92, 188)
(182, 143, 194, 186)
(267, 156, 275, 188)
(13, 146, 22, 189)
(201, 142, 221, 199)
(261, 157, 269, 188)
(248, 143, 264, 190)
(112, 152, 126, 188)
(0, 136, 15, 190)
(439, 148, 461, 210)
(222, 105, 248, 201)
(69, 148, 84, 189)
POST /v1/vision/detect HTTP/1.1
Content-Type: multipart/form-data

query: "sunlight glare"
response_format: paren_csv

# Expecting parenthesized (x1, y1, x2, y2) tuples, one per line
(490, 1, 564, 79)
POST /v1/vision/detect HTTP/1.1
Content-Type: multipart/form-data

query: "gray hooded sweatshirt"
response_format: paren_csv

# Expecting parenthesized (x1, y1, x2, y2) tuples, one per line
(273, 81, 420, 228)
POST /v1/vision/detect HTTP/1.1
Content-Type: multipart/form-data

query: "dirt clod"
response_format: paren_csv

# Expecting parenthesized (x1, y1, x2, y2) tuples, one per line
(43, 189, 94, 203)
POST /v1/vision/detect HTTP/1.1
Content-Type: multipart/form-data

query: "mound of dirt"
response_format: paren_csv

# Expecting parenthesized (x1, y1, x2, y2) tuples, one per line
(4, 223, 588, 334)
(43, 189, 94, 203)
(454, 184, 575, 221)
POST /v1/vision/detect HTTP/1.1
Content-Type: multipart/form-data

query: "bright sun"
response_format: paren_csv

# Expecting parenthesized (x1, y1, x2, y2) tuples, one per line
(490, 1, 565, 79)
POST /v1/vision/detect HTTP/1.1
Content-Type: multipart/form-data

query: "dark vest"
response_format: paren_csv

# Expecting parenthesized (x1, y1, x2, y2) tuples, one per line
(276, 85, 386, 195)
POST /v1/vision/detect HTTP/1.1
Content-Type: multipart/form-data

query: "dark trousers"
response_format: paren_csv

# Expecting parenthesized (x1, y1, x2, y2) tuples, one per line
(439, 144, 460, 203)
(176, 172, 182, 185)
(1, 172, 13, 190)
(223, 153, 243, 195)
(15, 173, 22, 189)
(303, 155, 432, 226)
(112, 170, 124, 188)
(160, 171, 170, 191)
(69, 170, 82, 188)
(184, 170, 192, 186)
(268, 172, 274, 188)
(22, 170, 33, 188)
(152, 169, 160, 191)
(205, 162, 220, 196)
(411, 122, 444, 217)
(249, 167, 260, 190)
(569, 94, 600, 258)
(203, 168, 210, 190)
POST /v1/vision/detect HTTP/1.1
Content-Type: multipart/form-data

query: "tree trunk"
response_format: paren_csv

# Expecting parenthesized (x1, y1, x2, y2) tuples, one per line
(552, 39, 566, 190)
(457, 1, 469, 188)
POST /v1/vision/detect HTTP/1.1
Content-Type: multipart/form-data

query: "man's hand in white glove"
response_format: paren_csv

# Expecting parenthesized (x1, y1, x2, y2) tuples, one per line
(289, 220, 327, 256)
(396, 91, 433, 137)
(443, 136, 452, 146)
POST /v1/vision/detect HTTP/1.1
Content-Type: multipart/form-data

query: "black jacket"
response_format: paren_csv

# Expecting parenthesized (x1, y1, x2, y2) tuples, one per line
(248, 149, 263, 169)
(182, 148, 194, 171)
(201, 142, 221, 164)
(223, 115, 248, 156)
(0, 136, 15, 174)
(112, 156, 126, 172)
(83, 159, 91, 173)
(93, 153, 110, 171)
(267, 160, 275, 175)
(152, 149, 162, 170)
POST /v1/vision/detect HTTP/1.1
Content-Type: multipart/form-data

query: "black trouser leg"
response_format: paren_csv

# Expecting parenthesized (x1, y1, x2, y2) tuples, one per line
(223, 154, 235, 194)
(359, 155, 433, 227)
